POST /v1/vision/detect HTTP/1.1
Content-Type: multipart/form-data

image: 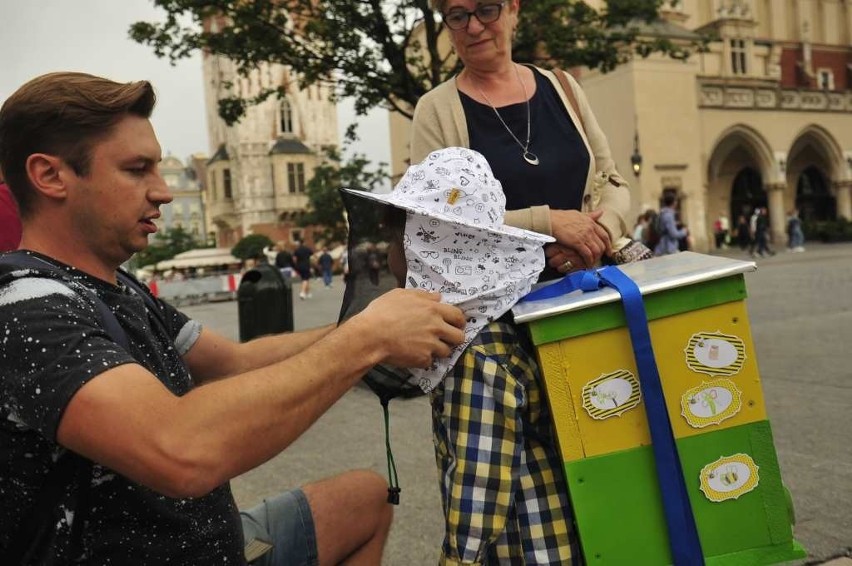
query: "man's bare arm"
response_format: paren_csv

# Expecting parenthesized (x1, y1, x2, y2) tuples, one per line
(56, 289, 465, 499)
(185, 324, 337, 384)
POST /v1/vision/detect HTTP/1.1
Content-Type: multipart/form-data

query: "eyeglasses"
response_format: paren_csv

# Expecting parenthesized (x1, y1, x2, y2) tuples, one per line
(442, 1, 507, 31)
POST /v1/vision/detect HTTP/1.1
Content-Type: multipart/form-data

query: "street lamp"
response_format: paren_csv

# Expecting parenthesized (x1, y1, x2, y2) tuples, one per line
(630, 130, 643, 176)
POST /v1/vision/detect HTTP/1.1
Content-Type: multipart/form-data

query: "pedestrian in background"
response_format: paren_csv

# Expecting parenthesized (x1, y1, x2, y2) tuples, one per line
(654, 193, 688, 255)
(787, 209, 806, 252)
(735, 214, 751, 251)
(633, 211, 649, 243)
(293, 238, 313, 299)
(318, 246, 333, 288)
(713, 213, 729, 249)
(748, 208, 760, 256)
(752, 207, 776, 257)
(274, 242, 294, 278)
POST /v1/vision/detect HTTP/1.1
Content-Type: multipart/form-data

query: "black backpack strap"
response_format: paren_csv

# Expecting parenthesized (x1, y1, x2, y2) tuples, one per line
(0, 253, 133, 350)
(116, 268, 188, 374)
(0, 253, 128, 562)
(116, 268, 168, 333)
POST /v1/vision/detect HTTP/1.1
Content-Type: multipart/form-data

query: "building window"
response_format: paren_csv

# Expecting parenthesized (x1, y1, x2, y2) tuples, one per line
(730, 39, 748, 75)
(287, 163, 306, 194)
(279, 99, 293, 134)
(817, 69, 834, 90)
(223, 168, 233, 199)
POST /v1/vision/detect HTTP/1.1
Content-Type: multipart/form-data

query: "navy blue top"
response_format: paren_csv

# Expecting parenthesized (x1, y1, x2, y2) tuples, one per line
(460, 67, 590, 213)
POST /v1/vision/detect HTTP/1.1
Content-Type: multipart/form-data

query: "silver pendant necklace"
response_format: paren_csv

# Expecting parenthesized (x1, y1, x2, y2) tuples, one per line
(473, 64, 539, 166)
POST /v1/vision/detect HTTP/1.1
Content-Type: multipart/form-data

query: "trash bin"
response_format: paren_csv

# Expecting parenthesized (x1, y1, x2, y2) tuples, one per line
(237, 262, 294, 342)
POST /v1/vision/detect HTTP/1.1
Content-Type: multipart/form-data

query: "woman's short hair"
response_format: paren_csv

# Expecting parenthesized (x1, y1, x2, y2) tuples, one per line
(0, 72, 155, 217)
(430, 0, 446, 11)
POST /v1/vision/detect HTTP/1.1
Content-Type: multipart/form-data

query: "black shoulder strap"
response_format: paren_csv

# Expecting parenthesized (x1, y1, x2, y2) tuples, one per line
(0, 253, 130, 562)
(10, 256, 130, 349)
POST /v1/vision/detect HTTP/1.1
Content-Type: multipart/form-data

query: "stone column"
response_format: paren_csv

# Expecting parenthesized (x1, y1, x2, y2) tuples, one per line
(765, 183, 787, 246)
(833, 180, 852, 220)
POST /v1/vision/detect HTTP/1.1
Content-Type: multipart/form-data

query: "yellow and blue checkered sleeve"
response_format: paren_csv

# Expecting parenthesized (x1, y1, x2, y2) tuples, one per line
(430, 322, 578, 565)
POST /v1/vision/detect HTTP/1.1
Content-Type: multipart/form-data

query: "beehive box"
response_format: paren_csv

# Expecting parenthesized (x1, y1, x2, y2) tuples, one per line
(512, 252, 805, 565)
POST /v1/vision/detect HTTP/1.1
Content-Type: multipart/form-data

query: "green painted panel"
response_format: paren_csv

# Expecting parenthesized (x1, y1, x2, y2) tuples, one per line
(565, 448, 671, 566)
(564, 421, 805, 565)
(528, 275, 748, 345)
(676, 421, 795, 557)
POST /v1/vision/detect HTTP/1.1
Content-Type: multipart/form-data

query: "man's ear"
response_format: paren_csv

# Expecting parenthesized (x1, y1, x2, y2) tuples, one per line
(25, 153, 72, 201)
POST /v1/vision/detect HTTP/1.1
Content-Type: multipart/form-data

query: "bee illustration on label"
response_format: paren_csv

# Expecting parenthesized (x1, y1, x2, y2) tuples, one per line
(719, 465, 739, 486)
(700, 454, 759, 502)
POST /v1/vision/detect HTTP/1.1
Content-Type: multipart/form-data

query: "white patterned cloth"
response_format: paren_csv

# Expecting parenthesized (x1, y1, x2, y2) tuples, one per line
(342, 147, 554, 392)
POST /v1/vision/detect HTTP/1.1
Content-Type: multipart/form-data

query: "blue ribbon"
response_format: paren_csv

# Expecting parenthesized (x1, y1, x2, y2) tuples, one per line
(522, 269, 603, 302)
(522, 267, 705, 565)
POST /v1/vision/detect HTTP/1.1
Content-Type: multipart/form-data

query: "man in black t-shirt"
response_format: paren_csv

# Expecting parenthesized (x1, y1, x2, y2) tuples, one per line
(274, 243, 294, 278)
(0, 72, 465, 565)
(292, 239, 314, 299)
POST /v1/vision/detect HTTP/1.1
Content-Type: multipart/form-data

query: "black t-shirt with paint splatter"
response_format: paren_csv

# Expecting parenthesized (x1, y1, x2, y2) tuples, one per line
(0, 251, 243, 564)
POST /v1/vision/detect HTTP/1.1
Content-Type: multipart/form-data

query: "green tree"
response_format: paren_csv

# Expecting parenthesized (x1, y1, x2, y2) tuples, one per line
(130, 0, 693, 125)
(301, 126, 389, 245)
(231, 233, 274, 261)
(133, 225, 201, 269)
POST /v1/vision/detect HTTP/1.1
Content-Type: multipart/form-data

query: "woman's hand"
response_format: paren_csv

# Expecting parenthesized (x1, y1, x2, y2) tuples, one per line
(546, 209, 612, 272)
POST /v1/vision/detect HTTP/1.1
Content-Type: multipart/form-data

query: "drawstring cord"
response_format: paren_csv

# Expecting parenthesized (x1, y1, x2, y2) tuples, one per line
(380, 395, 401, 504)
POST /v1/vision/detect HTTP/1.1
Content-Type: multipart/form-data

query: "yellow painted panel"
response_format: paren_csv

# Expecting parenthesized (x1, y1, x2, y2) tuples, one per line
(537, 342, 584, 461)
(556, 326, 652, 459)
(538, 300, 768, 460)
(651, 301, 767, 439)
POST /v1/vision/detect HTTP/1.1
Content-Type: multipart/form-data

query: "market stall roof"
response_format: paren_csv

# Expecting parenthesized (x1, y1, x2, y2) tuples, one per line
(156, 248, 241, 270)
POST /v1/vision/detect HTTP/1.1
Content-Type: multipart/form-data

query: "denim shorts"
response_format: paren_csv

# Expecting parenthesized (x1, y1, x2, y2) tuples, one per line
(240, 489, 318, 566)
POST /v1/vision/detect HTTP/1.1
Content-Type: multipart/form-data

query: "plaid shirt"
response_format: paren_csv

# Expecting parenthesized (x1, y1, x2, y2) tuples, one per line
(430, 321, 580, 565)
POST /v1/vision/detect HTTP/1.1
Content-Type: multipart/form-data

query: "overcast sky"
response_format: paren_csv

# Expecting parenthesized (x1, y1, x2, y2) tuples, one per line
(0, 0, 391, 167)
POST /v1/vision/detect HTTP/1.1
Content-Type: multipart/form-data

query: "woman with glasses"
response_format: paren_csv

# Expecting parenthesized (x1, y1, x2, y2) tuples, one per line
(412, 0, 635, 277)
(410, 1, 639, 565)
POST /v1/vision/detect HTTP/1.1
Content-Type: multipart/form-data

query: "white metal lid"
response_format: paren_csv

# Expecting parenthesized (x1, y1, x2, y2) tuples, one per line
(512, 252, 756, 324)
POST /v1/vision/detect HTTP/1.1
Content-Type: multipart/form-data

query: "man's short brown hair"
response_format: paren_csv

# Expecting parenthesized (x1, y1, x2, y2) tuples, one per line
(0, 72, 156, 217)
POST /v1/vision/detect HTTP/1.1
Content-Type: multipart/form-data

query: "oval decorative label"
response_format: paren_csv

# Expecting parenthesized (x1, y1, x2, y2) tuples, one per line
(680, 379, 742, 428)
(699, 453, 760, 502)
(582, 370, 641, 420)
(685, 332, 746, 377)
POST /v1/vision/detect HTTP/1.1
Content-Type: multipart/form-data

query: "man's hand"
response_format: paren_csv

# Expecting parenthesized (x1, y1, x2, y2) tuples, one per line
(356, 289, 466, 369)
(547, 209, 612, 271)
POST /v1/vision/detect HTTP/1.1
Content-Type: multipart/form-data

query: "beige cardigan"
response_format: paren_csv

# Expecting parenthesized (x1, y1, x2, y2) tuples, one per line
(410, 67, 631, 246)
